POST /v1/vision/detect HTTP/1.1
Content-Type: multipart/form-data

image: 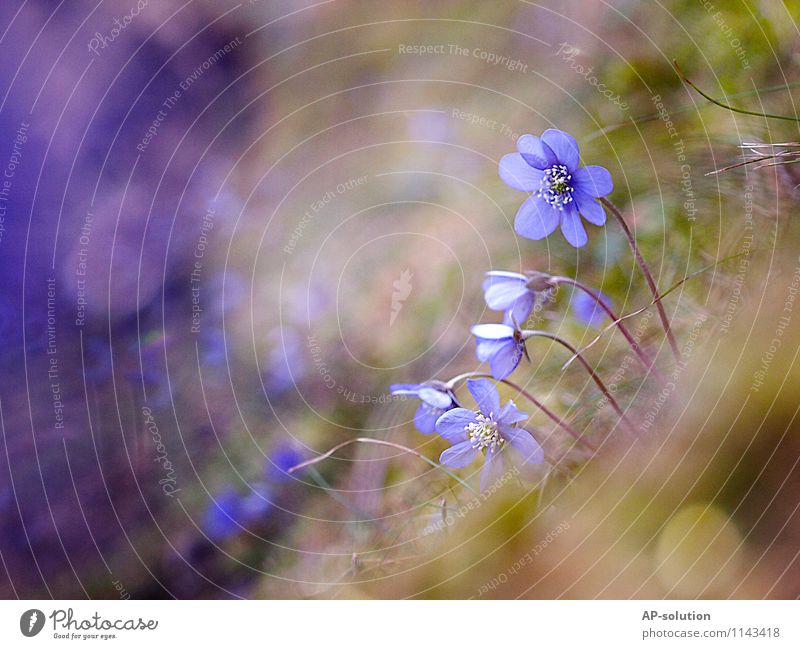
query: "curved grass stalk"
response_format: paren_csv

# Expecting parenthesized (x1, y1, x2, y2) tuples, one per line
(289, 437, 479, 494)
(674, 60, 800, 123)
(522, 330, 635, 433)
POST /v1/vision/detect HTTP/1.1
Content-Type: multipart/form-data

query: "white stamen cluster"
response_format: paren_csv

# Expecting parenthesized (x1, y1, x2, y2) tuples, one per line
(466, 413, 505, 452)
(538, 164, 574, 209)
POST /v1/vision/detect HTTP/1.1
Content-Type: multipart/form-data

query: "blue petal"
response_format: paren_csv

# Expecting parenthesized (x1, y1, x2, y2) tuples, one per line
(541, 129, 580, 171)
(514, 195, 560, 241)
(573, 190, 607, 226)
(488, 340, 524, 380)
(502, 291, 535, 328)
(416, 387, 453, 409)
(572, 165, 613, 197)
(414, 403, 441, 434)
(501, 427, 544, 464)
(516, 134, 556, 169)
(475, 338, 509, 364)
(203, 490, 242, 541)
(440, 440, 479, 468)
(485, 270, 528, 281)
(390, 383, 421, 396)
(559, 204, 588, 248)
(466, 378, 501, 416)
(496, 399, 529, 426)
(435, 408, 476, 442)
(481, 446, 506, 491)
(499, 153, 544, 192)
(471, 323, 515, 341)
(482, 276, 529, 311)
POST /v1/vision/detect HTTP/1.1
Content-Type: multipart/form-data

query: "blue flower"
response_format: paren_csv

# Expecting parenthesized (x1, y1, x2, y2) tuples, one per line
(266, 446, 305, 482)
(571, 289, 613, 328)
(237, 483, 273, 523)
(202, 484, 273, 541)
(435, 379, 544, 490)
(499, 130, 613, 247)
(470, 323, 526, 380)
(482, 271, 535, 326)
(202, 488, 244, 541)
(390, 381, 456, 434)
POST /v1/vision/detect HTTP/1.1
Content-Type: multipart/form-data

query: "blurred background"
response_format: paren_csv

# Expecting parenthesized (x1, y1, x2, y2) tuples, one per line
(1, 0, 799, 598)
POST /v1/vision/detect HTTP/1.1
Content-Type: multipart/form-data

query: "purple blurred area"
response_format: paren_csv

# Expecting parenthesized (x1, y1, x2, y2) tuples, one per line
(0, 0, 275, 598)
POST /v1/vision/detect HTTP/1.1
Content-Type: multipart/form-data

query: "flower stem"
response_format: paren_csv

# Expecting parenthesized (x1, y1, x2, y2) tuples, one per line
(599, 197, 680, 360)
(551, 276, 665, 382)
(522, 330, 635, 433)
(446, 372, 597, 453)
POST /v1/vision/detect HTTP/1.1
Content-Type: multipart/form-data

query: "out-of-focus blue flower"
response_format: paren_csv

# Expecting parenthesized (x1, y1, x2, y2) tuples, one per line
(470, 323, 526, 380)
(202, 484, 273, 542)
(499, 130, 613, 247)
(237, 483, 273, 522)
(571, 289, 613, 328)
(390, 381, 456, 434)
(435, 379, 543, 490)
(266, 446, 305, 482)
(482, 271, 536, 326)
(202, 488, 243, 542)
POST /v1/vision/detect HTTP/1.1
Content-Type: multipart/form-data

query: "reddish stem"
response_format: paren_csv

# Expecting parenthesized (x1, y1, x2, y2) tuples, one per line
(600, 197, 680, 360)
(552, 276, 665, 382)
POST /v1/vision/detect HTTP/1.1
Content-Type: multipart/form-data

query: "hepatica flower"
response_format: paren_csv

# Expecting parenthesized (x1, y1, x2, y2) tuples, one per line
(435, 379, 543, 490)
(471, 323, 526, 380)
(499, 130, 613, 247)
(482, 271, 535, 326)
(390, 381, 456, 434)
